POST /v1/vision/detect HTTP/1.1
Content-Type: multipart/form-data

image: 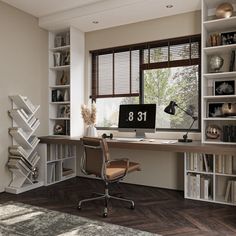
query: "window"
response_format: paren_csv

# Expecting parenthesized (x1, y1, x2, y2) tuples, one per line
(91, 35, 201, 131)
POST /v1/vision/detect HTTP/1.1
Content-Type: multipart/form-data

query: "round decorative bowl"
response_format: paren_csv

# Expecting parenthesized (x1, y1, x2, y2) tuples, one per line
(222, 103, 236, 116)
(206, 125, 221, 139)
(209, 55, 224, 72)
(216, 3, 234, 18)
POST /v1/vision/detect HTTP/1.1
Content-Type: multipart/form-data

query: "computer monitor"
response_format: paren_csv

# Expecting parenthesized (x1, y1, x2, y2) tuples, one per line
(118, 104, 156, 138)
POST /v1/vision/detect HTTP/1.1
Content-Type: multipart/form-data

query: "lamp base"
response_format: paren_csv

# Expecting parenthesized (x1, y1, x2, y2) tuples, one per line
(178, 138, 192, 143)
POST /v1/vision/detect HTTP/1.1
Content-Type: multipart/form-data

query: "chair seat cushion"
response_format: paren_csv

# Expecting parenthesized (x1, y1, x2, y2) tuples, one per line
(106, 160, 140, 180)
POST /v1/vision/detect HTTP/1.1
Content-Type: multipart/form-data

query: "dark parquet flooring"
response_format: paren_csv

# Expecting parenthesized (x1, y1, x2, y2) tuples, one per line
(0, 177, 236, 236)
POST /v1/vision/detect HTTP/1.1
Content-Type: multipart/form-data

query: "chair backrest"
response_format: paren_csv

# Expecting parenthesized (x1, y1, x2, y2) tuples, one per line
(81, 137, 110, 177)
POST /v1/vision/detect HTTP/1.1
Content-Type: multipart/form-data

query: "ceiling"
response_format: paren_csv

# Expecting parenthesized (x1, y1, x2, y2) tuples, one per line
(1, 0, 201, 32)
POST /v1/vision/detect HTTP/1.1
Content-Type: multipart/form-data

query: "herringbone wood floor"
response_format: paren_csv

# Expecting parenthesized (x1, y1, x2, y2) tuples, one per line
(0, 177, 236, 236)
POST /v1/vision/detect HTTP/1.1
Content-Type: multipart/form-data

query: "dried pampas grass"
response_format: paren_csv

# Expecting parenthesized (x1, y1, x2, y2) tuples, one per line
(81, 103, 96, 125)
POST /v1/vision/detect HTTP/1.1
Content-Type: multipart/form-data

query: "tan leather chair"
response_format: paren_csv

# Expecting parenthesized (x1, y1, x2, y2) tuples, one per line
(78, 137, 141, 217)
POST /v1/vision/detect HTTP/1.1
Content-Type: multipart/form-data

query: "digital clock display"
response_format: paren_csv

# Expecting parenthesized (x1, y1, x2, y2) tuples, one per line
(118, 104, 156, 129)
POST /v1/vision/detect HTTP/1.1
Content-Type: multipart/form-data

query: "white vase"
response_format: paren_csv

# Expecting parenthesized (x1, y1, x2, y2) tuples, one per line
(86, 125, 98, 137)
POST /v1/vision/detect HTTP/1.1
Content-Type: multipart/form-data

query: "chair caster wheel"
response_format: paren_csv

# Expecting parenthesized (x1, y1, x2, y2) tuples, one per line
(130, 204, 135, 209)
(103, 212, 108, 218)
(77, 206, 81, 210)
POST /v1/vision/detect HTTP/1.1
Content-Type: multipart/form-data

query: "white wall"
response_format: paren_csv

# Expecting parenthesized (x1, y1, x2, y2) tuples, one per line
(83, 11, 201, 190)
(0, 1, 48, 192)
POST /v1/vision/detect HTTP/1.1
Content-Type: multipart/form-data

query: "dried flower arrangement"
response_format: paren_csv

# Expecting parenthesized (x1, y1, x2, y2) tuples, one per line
(81, 103, 96, 126)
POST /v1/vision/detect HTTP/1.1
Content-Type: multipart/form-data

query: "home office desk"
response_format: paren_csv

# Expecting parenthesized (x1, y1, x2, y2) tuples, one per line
(39, 136, 236, 205)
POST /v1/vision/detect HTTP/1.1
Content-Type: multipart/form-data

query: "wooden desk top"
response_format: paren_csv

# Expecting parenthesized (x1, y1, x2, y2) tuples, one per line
(39, 136, 236, 155)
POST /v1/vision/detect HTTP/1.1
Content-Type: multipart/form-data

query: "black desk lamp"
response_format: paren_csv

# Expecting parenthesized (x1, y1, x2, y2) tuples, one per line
(164, 101, 198, 142)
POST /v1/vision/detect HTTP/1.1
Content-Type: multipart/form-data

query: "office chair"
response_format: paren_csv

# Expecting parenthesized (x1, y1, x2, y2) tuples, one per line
(78, 137, 141, 217)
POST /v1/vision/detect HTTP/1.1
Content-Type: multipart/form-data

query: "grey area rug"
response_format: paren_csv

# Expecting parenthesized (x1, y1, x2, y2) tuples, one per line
(0, 202, 160, 236)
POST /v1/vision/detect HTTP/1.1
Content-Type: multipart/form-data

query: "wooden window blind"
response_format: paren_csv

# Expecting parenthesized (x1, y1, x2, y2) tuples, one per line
(91, 34, 200, 100)
(91, 49, 140, 99)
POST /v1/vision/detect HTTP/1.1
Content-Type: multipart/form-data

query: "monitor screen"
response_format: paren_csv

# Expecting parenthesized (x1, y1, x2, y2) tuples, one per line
(118, 104, 156, 132)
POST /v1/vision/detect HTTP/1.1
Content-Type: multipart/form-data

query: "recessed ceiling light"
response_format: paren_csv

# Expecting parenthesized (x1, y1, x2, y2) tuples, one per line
(166, 5, 173, 8)
(92, 21, 99, 24)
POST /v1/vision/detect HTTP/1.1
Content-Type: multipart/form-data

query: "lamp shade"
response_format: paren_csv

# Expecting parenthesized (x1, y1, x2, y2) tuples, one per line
(164, 101, 177, 115)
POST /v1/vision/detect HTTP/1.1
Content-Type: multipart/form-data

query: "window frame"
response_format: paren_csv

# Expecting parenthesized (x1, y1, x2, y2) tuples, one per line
(90, 34, 201, 132)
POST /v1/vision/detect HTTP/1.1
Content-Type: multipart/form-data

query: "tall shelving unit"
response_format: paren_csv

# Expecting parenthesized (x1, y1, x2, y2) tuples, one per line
(6, 95, 44, 194)
(184, 0, 236, 206)
(201, 0, 236, 145)
(48, 26, 85, 137)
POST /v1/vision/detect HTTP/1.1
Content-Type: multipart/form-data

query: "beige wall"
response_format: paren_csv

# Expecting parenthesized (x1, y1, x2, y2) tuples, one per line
(0, 1, 48, 192)
(84, 11, 201, 190)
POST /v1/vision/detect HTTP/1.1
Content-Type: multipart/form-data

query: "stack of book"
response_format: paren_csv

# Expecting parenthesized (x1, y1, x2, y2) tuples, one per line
(215, 155, 235, 174)
(9, 145, 28, 158)
(187, 173, 211, 200)
(187, 153, 212, 172)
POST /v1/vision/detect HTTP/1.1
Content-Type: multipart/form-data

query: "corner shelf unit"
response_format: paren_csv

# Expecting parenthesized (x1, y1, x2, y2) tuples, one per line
(201, 0, 236, 145)
(38, 143, 76, 186)
(184, 152, 236, 206)
(6, 95, 44, 194)
(48, 27, 85, 137)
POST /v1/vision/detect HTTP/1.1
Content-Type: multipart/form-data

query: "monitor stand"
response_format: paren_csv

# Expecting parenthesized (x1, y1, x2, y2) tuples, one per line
(135, 130, 145, 139)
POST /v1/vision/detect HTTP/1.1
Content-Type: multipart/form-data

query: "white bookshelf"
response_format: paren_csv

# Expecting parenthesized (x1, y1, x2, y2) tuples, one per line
(201, 0, 236, 145)
(184, 152, 236, 205)
(38, 143, 76, 186)
(48, 27, 85, 137)
(6, 95, 44, 194)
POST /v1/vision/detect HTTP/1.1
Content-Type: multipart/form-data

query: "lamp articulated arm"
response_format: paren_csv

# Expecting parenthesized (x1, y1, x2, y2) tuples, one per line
(164, 101, 198, 143)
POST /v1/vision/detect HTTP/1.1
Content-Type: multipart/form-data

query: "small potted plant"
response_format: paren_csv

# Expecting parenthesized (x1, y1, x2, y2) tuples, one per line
(81, 102, 97, 137)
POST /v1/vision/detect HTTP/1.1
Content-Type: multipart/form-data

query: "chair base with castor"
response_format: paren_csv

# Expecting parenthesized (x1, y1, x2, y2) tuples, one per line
(77, 182, 135, 217)
(78, 137, 140, 217)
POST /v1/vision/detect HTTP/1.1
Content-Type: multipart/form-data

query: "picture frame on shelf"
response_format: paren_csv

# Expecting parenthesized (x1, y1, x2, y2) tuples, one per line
(214, 80, 235, 96)
(221, 31, 236, 45)
(207, 102, 224, 117)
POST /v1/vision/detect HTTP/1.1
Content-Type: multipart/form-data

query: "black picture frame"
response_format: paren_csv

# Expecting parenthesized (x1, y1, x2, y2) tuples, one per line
(214, 80, 235, 96)
(208, 102, 224, 117)
(221, 31, 236, 45)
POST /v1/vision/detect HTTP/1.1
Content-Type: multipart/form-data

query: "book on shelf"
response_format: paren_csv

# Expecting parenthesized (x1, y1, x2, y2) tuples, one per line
(20, 108, 29, 120)
(225, 180, 232, 202)
(28, 135, 38, 146)
(203, 154, 209, 172)
(8, 159, 31, 175)
(187, 173, 211, 200)
(28, 116, 36, 127)
(204, 178, 210, 200)
(28, 152, 40, 167)
(8, 155, 32, 170)
(9, 145, 28, 158)
(216, 155, 233, 174)
(229, 50, 235, 72)
(62, 167, 73, 176)
(188, 153, 205, 172)
(31, 119, 40, 129)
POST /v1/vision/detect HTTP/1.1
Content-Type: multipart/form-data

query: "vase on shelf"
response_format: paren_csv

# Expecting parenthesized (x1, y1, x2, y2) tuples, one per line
(86, 124, 98, 137)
